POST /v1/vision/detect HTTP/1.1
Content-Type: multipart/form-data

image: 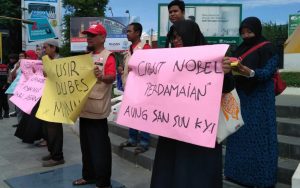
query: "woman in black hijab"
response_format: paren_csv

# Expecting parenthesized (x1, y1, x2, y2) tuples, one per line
(224, 17, 278, 188)
(150, 20, 234, 188)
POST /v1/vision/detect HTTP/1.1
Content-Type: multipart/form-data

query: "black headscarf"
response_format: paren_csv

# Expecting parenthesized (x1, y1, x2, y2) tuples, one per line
(235, 17, 267, 57)
(169, 20, 207, 47)
(234, 17, 277, 94)
(168, 20, 234, 93)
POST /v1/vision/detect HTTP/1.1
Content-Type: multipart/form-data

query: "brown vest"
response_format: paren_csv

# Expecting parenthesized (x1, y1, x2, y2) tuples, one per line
(122, 41, 145, 88)
(80, 49, 113, 119)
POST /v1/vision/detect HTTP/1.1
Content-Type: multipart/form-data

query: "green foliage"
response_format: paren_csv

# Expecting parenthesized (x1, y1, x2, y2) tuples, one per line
(0, 0, 22, 60)
(281, 72, 300, 87)
(61, 0, 109, 57)
(262, 22, 288, 44)
(0, 0, 21, 26)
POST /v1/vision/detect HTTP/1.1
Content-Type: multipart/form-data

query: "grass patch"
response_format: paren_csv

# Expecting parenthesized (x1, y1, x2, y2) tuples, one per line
(280, 72, 300, 87)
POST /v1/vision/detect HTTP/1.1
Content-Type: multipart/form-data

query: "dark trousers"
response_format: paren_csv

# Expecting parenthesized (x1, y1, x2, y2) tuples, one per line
(79, 117, 112, 187)
(0, 91, 9, 116)
(43, 122, 64, 161)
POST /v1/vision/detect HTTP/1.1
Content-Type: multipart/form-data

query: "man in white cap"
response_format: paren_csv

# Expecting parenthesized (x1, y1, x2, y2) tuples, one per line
(73, 24, 116, 188)
(40, 39, 65, 167)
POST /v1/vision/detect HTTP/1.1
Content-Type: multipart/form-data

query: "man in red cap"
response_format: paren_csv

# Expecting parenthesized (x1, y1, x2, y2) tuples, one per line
(73, 24, 116, 188)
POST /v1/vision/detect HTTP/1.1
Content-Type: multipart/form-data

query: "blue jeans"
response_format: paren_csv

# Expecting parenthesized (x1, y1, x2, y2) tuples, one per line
(128, 128, 150, 149)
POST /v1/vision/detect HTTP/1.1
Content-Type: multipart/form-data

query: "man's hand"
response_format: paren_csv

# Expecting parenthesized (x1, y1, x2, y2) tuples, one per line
(94, 66, 103, 80)
(117, 66, 124, 74)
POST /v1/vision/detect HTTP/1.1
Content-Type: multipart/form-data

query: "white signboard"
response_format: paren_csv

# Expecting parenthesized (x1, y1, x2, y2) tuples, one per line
(158, 4, 241, 46)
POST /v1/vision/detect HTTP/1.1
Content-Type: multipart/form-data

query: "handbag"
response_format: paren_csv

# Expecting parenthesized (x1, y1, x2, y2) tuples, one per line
(273, 70, 287, 96)
(235, 41, 286, 95)
(217, 89, 244, 143)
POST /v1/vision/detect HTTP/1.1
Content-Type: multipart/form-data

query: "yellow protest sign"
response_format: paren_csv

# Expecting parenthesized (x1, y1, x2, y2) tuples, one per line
(36, 54, 97, 124)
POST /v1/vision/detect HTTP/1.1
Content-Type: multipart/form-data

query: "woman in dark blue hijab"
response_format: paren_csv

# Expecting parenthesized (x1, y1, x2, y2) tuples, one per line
(224, 17, 278, 188)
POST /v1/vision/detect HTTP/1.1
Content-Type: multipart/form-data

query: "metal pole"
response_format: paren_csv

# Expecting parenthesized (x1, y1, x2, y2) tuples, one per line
(108, 7, 113, 17)
(0, 15, 35, 24)
(125, 10, 130, 24)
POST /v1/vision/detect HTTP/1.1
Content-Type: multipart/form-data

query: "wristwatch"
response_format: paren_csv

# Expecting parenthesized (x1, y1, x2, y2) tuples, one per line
(249, 69, 255, 77)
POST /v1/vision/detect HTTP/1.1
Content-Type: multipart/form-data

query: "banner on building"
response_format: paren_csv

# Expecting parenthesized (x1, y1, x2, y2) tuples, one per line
(288, 14, 300, 36)
(284, 14, 300, 71)
(22, 0, 61, 50)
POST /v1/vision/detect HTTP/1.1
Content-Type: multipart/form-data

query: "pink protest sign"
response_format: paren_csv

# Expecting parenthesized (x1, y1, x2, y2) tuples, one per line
(116, 44, 229, 148)
(10, 59, 45, 114)
(10, 75, 45, 114)
(13, 59, 42, 93)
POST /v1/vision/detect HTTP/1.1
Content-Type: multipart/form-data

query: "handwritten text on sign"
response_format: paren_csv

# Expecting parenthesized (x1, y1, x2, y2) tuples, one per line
(6, 60, 43, 94)
(117, 44, 229, 148)
(10, 75, 45, 114)
(9, 59, 45, 113)
(36, 54, 97, 124)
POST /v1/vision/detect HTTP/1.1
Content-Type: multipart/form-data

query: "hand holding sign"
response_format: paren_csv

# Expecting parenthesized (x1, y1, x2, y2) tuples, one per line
(36, 54, 97, 124)
(117, 44, 229, 148)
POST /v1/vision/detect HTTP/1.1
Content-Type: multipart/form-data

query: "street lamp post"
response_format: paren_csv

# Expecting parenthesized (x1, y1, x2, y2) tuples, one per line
(0, 16, 35, 24)
(108, 7, 113, 17)
(150, 28, 154, 47)
(125, 10, 130, 24)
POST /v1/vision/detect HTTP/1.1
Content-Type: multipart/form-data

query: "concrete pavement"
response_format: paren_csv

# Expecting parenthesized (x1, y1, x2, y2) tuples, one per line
(0, 86, 298, 188)
(0, 116, 151, 188)
(276, 87, 300, 107)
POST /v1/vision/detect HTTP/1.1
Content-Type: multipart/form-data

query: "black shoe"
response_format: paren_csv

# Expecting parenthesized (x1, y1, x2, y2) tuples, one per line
(42, 159, 65, 167)
(134, 145, 148, 155)
(9, 112, 17, 117)
(3, 114, 9, 118)
(12, 124, 19, 128)
(119, 141, 137, 149)
(0, 116, 3, 120)
(41, 154, 52, 161)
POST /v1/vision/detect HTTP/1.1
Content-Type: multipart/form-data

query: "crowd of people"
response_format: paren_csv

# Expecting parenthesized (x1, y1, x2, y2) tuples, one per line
(0, 0, 280, 188)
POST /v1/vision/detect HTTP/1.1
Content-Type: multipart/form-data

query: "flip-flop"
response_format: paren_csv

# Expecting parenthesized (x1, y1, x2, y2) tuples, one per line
(134, 146, 148, 154)
(119, 141, 137, 148)
(73, 178, 96, 186)
(35, 140, 47, 147)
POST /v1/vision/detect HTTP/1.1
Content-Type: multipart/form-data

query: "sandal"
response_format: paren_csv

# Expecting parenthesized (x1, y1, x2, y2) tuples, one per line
(134, 146, 148, 154)
(119, 141, 137, 148)
(73, 178, 95, 186)
(35, 140, 47, 147)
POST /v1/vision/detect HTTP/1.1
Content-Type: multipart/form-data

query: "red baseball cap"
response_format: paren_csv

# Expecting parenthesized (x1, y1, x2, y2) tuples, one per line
(82, 24, 107, 36)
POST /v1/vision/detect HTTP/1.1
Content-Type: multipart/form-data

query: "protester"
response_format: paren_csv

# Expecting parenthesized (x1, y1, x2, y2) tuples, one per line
(40, 39, 65, 167)
(0, 53, 20, 119)
(150, 20, 234, 188)
(0, 59, 9, 119)
(223, 17, 278, 188)
(35, 44, 43, 59)
(165, 0, 185, 48)
(118, 22, 151, 154)
(8, 52, 28, 127)
(14, 50, 44, 144)
(72, 24, 116, 188)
